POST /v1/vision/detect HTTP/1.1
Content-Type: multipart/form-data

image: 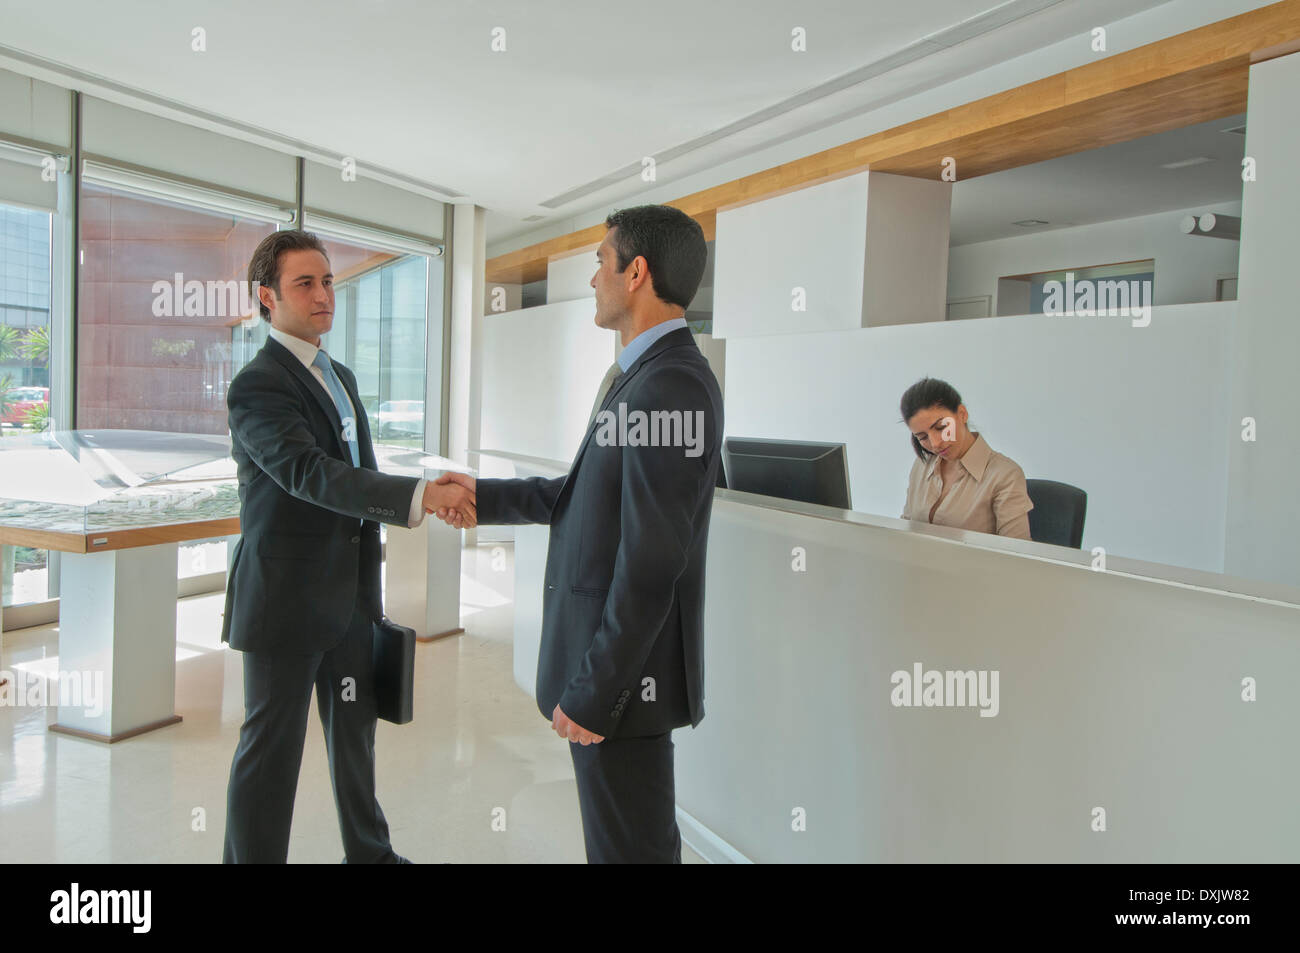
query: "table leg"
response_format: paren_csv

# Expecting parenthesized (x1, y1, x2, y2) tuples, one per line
(49, 543, 182, 742)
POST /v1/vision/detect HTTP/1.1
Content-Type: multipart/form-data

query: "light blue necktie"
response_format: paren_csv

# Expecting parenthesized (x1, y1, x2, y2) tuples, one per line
(311, 349, 360, 466)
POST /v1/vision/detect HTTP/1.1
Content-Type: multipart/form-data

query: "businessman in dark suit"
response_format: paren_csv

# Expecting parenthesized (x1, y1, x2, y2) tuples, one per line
(433, 205, 722, 862)
(222, 230, 475, 864)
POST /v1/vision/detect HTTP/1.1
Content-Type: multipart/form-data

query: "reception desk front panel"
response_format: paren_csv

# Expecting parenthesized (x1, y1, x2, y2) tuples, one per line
(480, 452, 1300, 863)
(677, 493, 1300, 863)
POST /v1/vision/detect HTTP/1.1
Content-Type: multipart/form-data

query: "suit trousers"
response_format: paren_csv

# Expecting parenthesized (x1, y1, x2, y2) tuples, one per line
(222, 599, 395, 863)
(568, 731, 681, 863)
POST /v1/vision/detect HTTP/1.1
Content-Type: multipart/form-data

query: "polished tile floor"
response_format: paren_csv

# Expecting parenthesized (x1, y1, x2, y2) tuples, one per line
(0, 542, 702, 863)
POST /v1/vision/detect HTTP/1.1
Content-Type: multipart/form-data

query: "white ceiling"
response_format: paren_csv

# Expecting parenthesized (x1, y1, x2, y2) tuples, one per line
(1, 0, 1233, 247)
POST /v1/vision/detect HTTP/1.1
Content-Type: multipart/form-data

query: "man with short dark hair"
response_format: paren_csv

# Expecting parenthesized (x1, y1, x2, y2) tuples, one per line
(434, 205, 722, 862)
(222, 230, 474, 863)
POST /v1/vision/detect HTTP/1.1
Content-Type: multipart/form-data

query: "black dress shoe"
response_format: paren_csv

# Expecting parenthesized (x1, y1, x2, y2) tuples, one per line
(341, 851, 413, 864)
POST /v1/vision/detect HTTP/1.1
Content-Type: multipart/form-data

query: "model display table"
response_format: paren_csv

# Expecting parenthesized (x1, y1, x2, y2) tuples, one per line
(0, 430, 468, 742)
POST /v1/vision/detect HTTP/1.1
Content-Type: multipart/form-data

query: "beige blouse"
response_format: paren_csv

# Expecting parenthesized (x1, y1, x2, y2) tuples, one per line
(901, 433, 1033, 539)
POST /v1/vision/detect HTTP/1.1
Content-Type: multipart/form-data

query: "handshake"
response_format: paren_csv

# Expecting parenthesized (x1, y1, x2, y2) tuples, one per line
(421, 471, 477, 530)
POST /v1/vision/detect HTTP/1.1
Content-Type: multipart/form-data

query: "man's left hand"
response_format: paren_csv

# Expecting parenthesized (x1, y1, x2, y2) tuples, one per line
(552, 705, 604, 745)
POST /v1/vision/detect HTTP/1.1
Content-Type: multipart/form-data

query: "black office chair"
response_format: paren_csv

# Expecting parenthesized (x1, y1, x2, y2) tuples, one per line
(1025, 479, 1087, 548)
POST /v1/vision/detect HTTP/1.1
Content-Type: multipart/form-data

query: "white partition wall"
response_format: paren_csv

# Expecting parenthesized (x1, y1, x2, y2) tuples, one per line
(861, 172, 952, 326)
(714, 173, 870, 337)
(479, 298, 616, 463)
(713, 171, 951, 337)
(547, 250, 598, 304)
(722, 303, 1233, 573)
(1225, 51, 1300, 588)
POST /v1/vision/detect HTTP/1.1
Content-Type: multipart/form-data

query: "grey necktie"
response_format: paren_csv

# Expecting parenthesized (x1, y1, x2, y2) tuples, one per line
(587, 361, 624, 427)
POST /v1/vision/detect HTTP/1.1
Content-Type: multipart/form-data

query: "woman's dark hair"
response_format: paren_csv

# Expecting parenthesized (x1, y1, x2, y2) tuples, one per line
(900, 377, 963, 460)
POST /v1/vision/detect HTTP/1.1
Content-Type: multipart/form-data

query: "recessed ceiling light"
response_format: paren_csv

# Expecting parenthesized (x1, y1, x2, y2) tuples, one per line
(1013, 219, 1049, 227)
(1160, 156, 1215, 169)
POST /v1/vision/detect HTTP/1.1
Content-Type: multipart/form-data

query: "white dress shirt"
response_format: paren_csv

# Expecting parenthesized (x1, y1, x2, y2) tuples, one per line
(268, 326, 426, 528)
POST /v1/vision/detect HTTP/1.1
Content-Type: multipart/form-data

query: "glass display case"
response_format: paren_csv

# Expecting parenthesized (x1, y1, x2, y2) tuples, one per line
(0, 429, 238, 540)
(0, 429, 469, 741)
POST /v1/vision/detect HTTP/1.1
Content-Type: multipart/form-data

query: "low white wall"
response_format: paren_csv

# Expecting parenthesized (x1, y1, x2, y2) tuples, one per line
(722, 302, 1233, 572)
(479, 298, 616, 464)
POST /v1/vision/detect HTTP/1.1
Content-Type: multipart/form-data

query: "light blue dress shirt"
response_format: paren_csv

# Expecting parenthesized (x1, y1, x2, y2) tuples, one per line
(617, 317, 690, 373)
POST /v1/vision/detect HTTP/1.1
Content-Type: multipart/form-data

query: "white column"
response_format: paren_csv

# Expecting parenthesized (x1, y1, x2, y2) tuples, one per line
(447, 202, 486, 547)
(1224, 51, 1300, 587)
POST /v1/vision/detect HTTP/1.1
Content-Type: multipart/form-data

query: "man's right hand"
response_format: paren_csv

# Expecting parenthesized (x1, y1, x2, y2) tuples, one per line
(424, 475, 476, 529)
(431, 472, 476, 528)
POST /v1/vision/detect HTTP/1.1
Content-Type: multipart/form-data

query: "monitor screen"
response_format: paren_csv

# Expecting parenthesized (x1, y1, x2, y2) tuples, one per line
(722, 437, 851, 510)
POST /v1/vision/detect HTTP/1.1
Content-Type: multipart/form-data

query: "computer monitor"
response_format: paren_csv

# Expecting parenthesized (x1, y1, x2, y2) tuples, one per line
(722, 437, 851, 510)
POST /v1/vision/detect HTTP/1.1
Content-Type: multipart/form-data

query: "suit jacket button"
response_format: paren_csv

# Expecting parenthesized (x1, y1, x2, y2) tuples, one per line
(351, 536, 360, 543)
(610, 710, 620, 718)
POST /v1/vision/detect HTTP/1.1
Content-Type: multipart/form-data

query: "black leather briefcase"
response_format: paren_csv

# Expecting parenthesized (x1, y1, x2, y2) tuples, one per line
(372, 616, 416, 725)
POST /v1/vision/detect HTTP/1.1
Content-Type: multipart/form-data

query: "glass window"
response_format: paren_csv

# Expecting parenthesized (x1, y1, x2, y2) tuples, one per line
(0, 201, 52, 607)
(76, 182, 280, 589)
(310, 233, 430, 450)
(78, 181, 277, 434)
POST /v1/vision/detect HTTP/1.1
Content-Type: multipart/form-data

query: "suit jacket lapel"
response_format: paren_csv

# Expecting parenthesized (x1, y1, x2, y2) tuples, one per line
(262, 336, 350, 462)
(564, 326, 699, 486)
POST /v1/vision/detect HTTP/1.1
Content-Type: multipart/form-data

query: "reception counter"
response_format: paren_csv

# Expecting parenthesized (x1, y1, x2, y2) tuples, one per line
(475, 451, 1300, 863)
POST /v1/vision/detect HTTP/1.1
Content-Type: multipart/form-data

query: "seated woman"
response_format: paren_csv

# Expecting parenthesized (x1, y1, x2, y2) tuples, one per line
(899, 377, 1033, 540)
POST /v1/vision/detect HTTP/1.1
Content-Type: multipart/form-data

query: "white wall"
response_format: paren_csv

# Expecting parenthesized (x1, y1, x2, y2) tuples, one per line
(714, 172, 869, 338)
(547, 250, 597, 304)
(0, 67, 71, 148)
(479, 298, 616, 464)
(82, 97, 298, 203)
(723, 303, 1234, 573)
(1225, 52, 1300, 587)
(948, 201, 1242, 312)
(862, 173, 952, 326)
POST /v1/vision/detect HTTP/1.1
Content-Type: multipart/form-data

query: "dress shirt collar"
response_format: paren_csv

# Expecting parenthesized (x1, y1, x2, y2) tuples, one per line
(268, 325, 324, 370)
(617, 316, 689, 373)
(924, 431, 992, 482)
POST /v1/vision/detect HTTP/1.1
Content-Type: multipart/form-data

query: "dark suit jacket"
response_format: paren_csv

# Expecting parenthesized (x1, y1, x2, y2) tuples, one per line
(222, 335, 420, 655)
(477, 327, 724, 739)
